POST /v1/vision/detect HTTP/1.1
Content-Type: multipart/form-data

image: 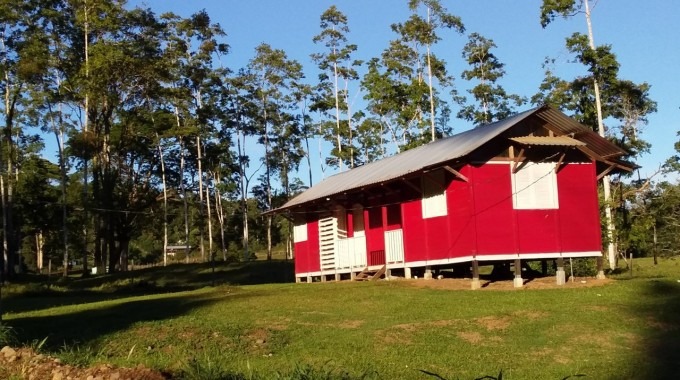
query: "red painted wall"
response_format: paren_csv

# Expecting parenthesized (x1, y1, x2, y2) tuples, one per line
(401, 166, 477, 262)
(472, 164, 518, 255)
(557, 162, 601, 251)
(294, 220, 320, 274)
(294, 160, 602, 276)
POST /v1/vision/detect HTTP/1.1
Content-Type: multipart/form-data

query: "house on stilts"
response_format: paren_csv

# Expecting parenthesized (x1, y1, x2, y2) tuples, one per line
(270, 106, 635, 288)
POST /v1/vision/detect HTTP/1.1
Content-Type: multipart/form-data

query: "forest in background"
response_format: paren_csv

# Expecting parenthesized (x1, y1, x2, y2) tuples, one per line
(1, 0, 678, 278)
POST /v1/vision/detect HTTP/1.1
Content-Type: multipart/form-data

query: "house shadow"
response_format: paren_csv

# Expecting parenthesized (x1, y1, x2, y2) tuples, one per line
(628, 279, 680, 378)
(3, 260, 294, 314)
(7, 288, 265, 351)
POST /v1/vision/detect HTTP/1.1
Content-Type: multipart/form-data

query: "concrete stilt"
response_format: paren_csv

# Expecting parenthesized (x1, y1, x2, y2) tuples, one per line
(296, 277, 301, 283)
(595, 256, 606, 279)
(424, 266, 433, 280)
(306, 276, 312, 283)
(471, 260, 481, 290)
(556, 257, 566, 285)
(350, 271, 356, 280)
(513, 259, 523, 288)
(321, 274, 327, 282)
(404, 267, 412, 279)
(334, 273, 341, 281)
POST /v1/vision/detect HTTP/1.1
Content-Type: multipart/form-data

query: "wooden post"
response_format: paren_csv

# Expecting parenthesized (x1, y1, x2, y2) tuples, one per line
(471, 260, 481, 290)
(404, 267, 412, 279)
(556, 257, 565, 285)
(513, 259, 523, 288)
(630, 252, 633, 277)
(541, 260, 548, 276)
(653, 224, 658, 265)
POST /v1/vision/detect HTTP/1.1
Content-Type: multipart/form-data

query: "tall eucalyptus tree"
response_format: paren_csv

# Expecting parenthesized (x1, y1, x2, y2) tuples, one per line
(538, 0, 657, 270)
(458, 33, 525, 125)
(247, 43, 305, 260)
(311, 5, 361, 170)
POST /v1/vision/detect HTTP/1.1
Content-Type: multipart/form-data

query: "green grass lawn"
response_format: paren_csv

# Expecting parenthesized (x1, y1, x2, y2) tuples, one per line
(1, 257, 679, 379)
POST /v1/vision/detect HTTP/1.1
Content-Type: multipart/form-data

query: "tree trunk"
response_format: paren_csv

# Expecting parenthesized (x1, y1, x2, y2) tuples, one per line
(196, 135, 205, 262)
(206, 170, 213, 262)
(36, 230, 44, 273)
(214, 171, 226, 261)
(157, 136, 169, 267)
(332, 43, 343, 170)
(179, 137, 190, 264)
(425, 7, 437, 142)
(584, 0, 616, 270)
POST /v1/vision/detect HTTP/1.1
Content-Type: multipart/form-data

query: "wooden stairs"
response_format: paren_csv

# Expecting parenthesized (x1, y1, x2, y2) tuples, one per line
(354, 265, 386, 281)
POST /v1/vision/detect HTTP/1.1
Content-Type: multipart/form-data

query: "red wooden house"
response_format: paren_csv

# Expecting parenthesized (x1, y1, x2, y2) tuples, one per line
(271, 106, 634, 287)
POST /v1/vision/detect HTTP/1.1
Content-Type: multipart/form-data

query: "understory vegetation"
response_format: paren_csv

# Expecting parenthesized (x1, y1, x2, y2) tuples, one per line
(1, 258, 678, 379)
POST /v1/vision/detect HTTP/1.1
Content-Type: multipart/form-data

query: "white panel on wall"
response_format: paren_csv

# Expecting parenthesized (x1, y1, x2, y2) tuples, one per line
(511, 162, 559, 209)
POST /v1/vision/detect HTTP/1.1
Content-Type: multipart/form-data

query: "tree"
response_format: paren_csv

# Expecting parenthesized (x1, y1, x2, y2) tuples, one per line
(538, 0, 657, 271)
(246, 43, 305, 260)
(458, 32, 525, 125)
(311, 5, 361, 170)
(363, 0, 463, 152)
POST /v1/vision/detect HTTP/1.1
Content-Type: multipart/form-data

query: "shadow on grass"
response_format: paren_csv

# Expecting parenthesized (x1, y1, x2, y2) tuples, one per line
(7, 289, 262, 351)
(2, 260, 294, 314)
(632, 279, 680, 379)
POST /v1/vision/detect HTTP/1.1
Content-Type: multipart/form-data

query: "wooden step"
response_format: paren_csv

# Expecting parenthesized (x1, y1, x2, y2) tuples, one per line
(353, 265, 386, 281)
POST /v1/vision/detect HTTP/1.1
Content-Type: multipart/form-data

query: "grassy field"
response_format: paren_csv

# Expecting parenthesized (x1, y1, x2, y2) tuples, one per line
(1, 257, 679, 379)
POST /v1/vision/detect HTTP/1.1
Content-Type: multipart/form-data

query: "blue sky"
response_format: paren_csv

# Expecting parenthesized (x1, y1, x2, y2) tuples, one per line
(128, 0, 679, 183)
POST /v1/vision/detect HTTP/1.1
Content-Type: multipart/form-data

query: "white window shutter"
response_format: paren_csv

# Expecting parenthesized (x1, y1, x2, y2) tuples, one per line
(512, 162, 559, 209)
(293, 222, 308, 243)
(422, 171, 448, 218)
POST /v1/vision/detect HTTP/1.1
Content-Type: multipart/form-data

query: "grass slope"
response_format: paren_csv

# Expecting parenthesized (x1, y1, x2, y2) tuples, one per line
(1, 258, 679, 379)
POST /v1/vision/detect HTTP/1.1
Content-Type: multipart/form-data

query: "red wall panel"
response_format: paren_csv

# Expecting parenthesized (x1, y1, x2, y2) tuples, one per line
(445, 165, 477, 258)
(557, 163, 602, 252)
(402, 198, 426, 262)
(294, 220, 320, 275)
(366, 207, 385, 255)
(516, 210, 559, 253)
(472, 164, 517, 255)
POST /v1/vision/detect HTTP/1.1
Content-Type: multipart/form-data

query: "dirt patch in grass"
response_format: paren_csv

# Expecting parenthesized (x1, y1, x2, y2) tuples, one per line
(1, 346, 168, 380)
(476, 316, 511, 331)
(457, 331, 483, 344)
(401, 276, 612, 290)
(338, 320, 365, 329)
(645, 316, 676, 331)
(513, 310, 549, 320)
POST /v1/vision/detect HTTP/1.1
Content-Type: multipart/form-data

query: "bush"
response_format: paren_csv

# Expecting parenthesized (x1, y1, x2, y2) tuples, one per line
(0, 323, 15, 346)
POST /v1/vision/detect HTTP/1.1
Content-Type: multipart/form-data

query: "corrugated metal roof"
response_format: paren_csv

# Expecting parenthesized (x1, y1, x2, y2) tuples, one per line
(534, 107, 626, 158)
(510, 135, 586, 146)
(273, 105, 631, 213)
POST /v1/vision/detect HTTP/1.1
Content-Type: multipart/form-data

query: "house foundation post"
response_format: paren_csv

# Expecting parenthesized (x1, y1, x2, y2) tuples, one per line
(424, 266, 433, 280)
(596, 256, 606, 279)
(350, 271, 356, 280)
(404, 267, 412, 279)
(296, 277, 301, 283)
(471, 260, 481, 290)
(321, 273, 327, 282)
(306, 275, 312, 283)
(556, 257, 566, 285)
(386, 268, 392, 279)
(513, 259, 523, 288)
(334, 273, 341, 281)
